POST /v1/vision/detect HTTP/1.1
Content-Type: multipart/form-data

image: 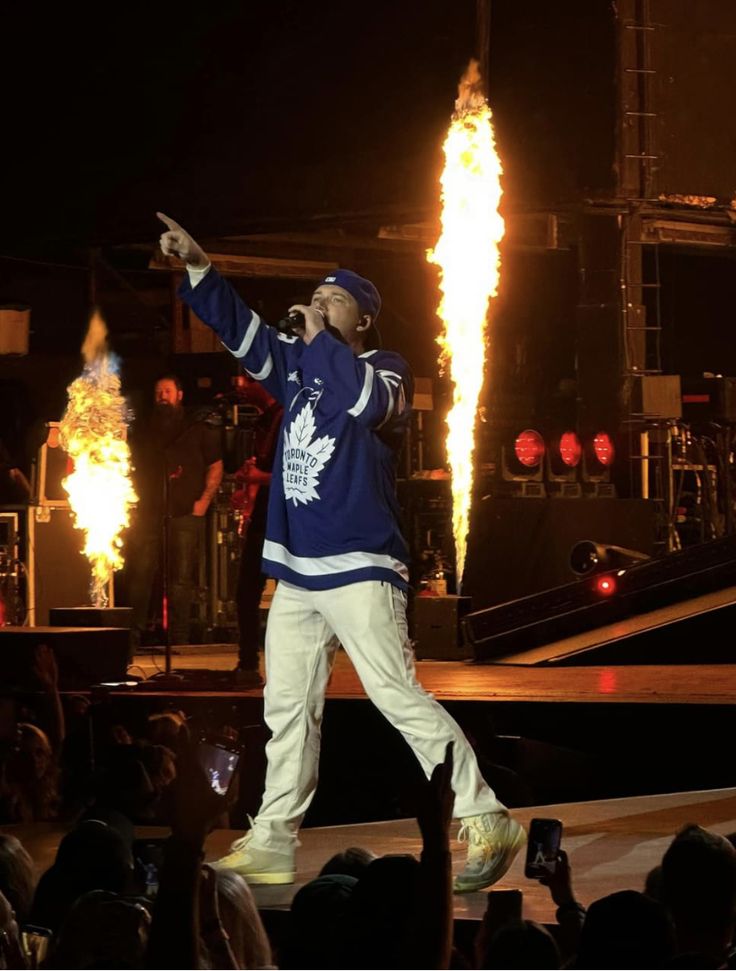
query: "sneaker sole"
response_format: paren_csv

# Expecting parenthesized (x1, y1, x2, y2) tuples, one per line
(232, 869, 295, 885)
(213, 860, 295, 884)
(453, 821, 527, 894)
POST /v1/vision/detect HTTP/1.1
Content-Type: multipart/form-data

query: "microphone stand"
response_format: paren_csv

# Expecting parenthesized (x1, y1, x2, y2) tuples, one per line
(163, 467, 172, 676)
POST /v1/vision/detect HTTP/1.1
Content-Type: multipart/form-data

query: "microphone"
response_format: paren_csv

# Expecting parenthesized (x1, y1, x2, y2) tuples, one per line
(273, 309, 347, 344)
(274, 310, 305, 337)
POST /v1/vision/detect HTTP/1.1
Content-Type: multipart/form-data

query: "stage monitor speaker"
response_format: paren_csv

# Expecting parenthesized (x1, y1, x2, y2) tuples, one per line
(49, 607, 132, 629)
(26, 506, 99, 626)
(413, 596, 472, 660)
(0, 626, 129, 691)
(632, 375, 682, 420)
(682, 377, 736, 423)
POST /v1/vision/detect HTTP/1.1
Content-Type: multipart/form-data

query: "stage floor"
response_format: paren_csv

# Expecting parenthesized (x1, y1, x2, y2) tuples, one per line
(12, 787, 736, 924)
(229, 787, 736, 921)
(130, 644, 736, 705)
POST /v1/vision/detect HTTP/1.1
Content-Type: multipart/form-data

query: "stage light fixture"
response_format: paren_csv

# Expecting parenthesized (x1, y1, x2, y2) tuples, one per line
(559, 431, 582, 467)
(546, 430, 583, 497)
(501, 429, 546, 496)
(593, 432, 615, 466)
(582, 431, 617, 497)
(514, 429, 545, 468)
(594, 574, 617, 596)
(570, 540, 650, 577)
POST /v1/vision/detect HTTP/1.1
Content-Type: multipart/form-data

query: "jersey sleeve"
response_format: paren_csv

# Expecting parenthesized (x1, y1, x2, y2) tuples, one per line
(301, 331, 412, 434)
(178, 267, 295, 404)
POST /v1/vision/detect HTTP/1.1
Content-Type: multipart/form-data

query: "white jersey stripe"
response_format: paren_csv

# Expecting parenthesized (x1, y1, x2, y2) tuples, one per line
(232, 311, 263, 359)
(376, 376, 396, 429)
(263, 540, 409, 582)
(246, 354, 273, 381)
(347, 363, 375, 417)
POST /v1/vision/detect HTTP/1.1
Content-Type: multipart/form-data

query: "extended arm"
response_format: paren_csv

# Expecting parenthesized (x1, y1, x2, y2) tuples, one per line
(193, 460, 224, 517)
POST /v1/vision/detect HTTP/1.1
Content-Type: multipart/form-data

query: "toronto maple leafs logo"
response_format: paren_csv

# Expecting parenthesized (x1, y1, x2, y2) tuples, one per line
(282, 402, 336, 506)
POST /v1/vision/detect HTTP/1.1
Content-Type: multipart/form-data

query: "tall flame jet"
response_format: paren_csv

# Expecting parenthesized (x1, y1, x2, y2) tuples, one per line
(427, 59, 504, 587)
(59, 313, 138, 606)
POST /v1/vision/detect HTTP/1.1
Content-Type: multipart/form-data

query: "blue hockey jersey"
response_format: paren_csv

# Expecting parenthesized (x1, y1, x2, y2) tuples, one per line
(179, 267, 412, 591)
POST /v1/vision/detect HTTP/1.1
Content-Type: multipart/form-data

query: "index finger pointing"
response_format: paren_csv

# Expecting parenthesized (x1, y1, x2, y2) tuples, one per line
(156, 211, 183, 233)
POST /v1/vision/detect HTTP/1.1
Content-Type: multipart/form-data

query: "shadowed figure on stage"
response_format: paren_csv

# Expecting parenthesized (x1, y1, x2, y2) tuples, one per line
(126, 375, 223, 646)
(228, 374, 283, 686)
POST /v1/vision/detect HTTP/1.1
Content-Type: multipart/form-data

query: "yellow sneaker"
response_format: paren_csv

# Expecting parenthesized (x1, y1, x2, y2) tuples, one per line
(212, 830, 295, 885)
(454, 811, 526, 893)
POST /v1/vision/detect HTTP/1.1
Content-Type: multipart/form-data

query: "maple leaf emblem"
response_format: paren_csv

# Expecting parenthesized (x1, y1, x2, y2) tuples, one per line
(282, 402, 336, 506)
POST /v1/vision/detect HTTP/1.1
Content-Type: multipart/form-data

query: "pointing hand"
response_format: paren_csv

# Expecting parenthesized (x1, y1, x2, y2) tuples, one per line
(156, 212, 209, 269)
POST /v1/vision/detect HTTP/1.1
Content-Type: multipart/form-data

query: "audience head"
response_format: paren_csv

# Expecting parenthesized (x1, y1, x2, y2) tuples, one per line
(49, 890, 150, 969)
(147, 710, 189, 753)
(576, 889, 676, 969)
(4, 723, 58, 821)
(343, 854, 422, 968)
(214, 869, 273, 969)
(319, 845, 377, 881)
(481, 918, 561, 969)
(660, 824, 736, 959)
(0, 835, 34, 925)
(281, 873, 357, 969)
(31, 819, 133, 931)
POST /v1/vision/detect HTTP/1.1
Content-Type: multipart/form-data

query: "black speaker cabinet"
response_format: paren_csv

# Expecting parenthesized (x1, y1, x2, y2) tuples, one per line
(413, 596, 472, 661)
(49, 607, 132, 629)
(26, 506, 100, 625)
(0, 626, 129, 691)
(682, 377, 736, 424)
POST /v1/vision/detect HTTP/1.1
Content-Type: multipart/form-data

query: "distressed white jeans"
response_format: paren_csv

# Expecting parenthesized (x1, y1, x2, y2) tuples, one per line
(250, 579, 504, 850)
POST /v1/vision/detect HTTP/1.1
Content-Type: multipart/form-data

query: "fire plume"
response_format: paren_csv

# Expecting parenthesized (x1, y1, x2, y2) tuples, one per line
(427, 59, 504, 587)
(59, 313, 137, 606)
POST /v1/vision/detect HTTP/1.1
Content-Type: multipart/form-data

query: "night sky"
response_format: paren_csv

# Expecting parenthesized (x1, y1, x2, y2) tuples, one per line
(2, 0, 478, 247)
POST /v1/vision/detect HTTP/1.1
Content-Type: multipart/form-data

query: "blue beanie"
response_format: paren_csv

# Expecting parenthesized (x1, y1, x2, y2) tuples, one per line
(319, 269, 382, 321)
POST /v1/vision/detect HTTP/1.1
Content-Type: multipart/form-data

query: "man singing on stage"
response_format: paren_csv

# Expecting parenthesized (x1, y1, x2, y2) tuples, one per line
(156, 212, 525, 892)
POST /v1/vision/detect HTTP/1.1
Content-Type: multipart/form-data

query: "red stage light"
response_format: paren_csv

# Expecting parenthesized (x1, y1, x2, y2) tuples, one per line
(514, 430, 545, 468)
(593, 432, 615, 467)
(558, 431, 582, 467)
(595, 574, 617, 597)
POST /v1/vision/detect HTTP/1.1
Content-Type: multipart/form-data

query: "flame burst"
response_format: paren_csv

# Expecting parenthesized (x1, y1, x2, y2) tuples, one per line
(427, 59, 504, 587)
(59, 313, 137, 606)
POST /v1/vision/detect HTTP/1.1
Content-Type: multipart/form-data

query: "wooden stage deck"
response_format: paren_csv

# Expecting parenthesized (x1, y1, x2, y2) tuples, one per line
(129, 644, 736, 705)
(12, 787, 736, 925)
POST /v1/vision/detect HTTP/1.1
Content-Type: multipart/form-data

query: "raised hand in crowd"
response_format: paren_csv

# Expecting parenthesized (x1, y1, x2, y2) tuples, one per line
(146, 747, 228, 970)
(411, 741, 455, 970)
(539, 849, 585, 960)
(416, 741, 455, 851)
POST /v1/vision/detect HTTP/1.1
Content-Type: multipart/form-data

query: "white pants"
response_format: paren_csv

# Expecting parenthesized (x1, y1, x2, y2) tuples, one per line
(250, 579, 504, 850)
